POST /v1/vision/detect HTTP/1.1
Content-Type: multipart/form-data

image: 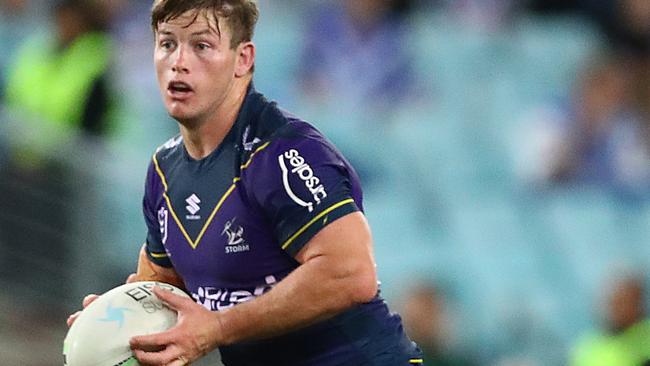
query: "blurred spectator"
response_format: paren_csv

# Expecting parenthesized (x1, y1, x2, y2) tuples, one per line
(298, 0, 416, 109)
(443, 0, 519, 32)
(515, 53, 650, 197)
(3, 0, 113, 138)
(516, 0, 650, 200)
(0, 0, 115, 308)
(570, 275, 650, 366)
(401, 283, 475, 365)
(596, 0, 650, 57)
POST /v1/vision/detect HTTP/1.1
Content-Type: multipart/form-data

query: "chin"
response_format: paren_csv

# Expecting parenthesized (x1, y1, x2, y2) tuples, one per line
(168, 110, 204, 128)
(169, 112, 195, 124)
(167, 105, 197, 122)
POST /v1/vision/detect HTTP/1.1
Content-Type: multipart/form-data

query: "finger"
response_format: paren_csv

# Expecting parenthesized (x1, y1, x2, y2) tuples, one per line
(130, 329, 175, 350)
(132, 344, 180, 365)
(82, 294, 99, 308)
(153, 286, 191, 311)
(166, 351, 190, 366)
(126, 273, 138, 283)
(66, 311, 81, 327)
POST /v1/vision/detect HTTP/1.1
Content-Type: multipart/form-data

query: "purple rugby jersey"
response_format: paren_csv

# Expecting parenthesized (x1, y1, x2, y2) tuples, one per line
(142, 85, 422, 365)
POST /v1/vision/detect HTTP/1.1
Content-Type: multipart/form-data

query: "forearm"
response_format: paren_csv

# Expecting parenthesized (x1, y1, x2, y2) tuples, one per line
(134, 245, 185, 290)
(215, 256, 376, 345)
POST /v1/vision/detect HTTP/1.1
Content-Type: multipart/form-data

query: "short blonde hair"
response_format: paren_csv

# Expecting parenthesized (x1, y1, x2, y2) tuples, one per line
(151, 0, 259, 49)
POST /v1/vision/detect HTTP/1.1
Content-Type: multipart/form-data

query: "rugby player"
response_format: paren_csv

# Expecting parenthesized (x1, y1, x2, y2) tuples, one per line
(68, 1, 423, 365)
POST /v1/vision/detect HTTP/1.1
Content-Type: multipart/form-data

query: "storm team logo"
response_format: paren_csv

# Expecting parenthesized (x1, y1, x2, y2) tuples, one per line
(222, 218, 250, 253)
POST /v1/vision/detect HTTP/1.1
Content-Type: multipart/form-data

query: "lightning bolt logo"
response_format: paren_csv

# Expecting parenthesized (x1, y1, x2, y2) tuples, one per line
(97, 303, 133, 329)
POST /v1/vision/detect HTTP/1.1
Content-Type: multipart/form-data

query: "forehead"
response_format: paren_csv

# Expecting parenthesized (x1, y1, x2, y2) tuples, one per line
(156, 9, 225, 36)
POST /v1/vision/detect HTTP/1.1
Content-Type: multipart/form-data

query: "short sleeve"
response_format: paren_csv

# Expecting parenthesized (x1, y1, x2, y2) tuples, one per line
(143, 160, 173, 268)
(243, 126, 361, 256)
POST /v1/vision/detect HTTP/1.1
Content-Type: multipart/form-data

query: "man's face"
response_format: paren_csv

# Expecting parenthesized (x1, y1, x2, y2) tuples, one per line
(154, 10, 238, 123)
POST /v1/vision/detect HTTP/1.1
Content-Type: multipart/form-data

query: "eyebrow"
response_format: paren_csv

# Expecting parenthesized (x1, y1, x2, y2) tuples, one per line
(157, 29, 216, 37)
(190, 30, 214, 37)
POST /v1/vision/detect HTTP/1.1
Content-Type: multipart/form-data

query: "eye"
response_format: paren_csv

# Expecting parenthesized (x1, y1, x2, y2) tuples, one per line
(159, 40, 175, 50)
(196, 42, 211, 51)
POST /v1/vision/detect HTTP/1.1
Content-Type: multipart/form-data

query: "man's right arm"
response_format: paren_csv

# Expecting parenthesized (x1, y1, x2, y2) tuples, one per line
(138, 156, 184, 289)
(133, 244, 185, 290)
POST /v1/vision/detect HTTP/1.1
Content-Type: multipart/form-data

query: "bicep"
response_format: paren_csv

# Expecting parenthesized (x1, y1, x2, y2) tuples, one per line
(295, 212, 378, 302)
(295, 211, 373, 264)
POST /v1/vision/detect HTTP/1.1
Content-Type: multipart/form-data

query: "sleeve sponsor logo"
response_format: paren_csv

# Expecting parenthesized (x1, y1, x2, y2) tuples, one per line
(278, 149, 328, 212)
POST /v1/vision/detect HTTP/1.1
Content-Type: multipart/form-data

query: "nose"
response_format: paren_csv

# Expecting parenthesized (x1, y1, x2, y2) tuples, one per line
(171, 46, 189, 74)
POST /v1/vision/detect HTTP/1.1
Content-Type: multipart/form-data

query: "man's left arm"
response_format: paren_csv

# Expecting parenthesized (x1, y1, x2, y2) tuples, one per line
(130, 211, 377, 365)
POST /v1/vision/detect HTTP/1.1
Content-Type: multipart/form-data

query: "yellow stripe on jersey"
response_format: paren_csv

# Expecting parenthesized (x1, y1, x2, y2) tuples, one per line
(162, 193, 196, 248)
(153, 152, 195, 248)
(159, 182, 237, 250)
(149, 142, 269, 250)
(409, 359, 424, 364)
(281, 198, 355, 250)
(149, 251, 168, 258)
(152, 142, 270, 250)
(193, 182, 238, 248)
(146, 241, 168, 258)
(240, 141, 270, 170)
(152, 153, 169, 191)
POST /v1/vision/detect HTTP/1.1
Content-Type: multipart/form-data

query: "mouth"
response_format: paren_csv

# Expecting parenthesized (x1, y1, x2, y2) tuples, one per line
(167, 81, 194, 99)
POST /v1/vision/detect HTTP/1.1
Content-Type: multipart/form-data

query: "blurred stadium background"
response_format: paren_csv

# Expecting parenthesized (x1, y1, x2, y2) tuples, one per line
(1, 0, 650, 365)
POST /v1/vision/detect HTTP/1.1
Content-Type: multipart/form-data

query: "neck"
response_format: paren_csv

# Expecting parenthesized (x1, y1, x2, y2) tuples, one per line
(180, 77, 251, 160)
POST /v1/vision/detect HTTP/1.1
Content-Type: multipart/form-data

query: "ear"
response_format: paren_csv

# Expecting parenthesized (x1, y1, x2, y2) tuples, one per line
(235, 41, 255, 77)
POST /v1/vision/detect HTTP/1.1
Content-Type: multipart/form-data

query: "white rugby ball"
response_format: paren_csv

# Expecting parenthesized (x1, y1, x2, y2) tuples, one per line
(63, 281, 190, 366)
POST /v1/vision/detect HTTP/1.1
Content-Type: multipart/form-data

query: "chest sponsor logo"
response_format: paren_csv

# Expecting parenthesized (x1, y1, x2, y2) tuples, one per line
(185, 193, 201, 220)
(278, 149, 328, 212)
(222, 218, 250, 253)
(158, 207, 168, 244)
(192, 275, 277, 311)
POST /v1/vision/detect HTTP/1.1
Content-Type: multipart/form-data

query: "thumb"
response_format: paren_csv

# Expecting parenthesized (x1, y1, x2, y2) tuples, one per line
(153, 285, 191, 311)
